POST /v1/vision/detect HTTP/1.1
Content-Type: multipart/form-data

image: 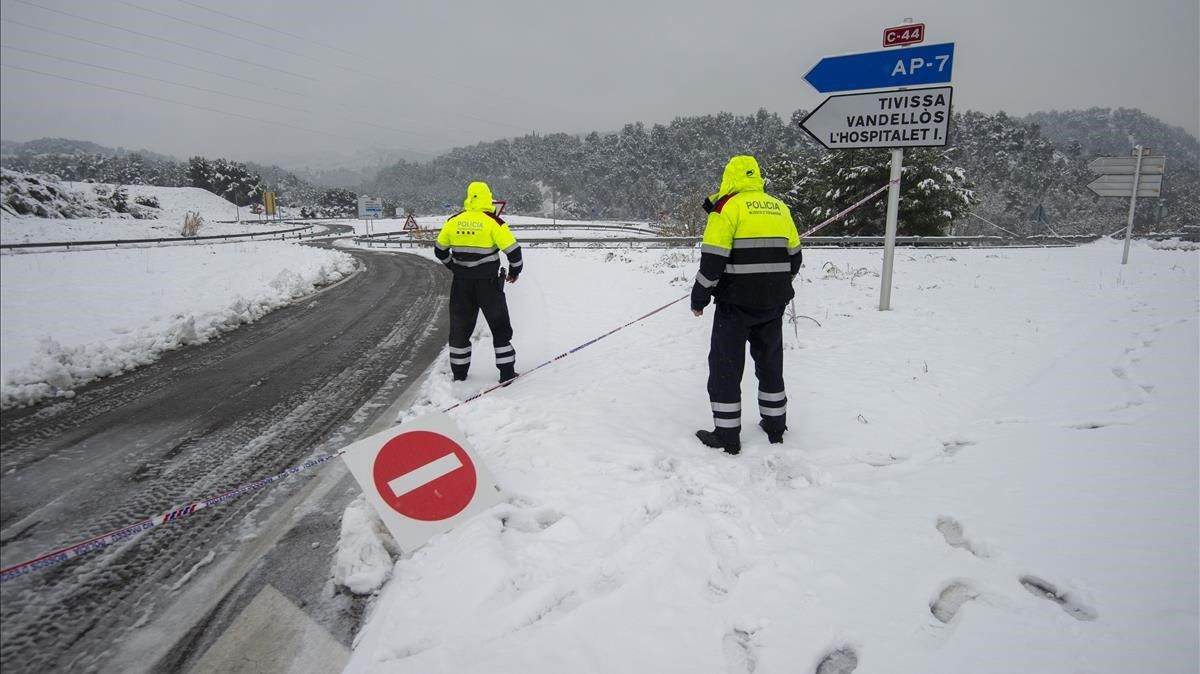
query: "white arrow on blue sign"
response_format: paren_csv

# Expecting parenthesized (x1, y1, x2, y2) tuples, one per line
(804, 42, 955, 93)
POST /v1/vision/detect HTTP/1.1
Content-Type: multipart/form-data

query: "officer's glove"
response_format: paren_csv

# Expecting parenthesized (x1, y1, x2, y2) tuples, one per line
(701, 197, 715, 214)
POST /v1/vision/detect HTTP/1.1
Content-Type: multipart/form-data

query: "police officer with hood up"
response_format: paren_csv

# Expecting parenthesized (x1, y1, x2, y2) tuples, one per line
(435, 181, 523, 383)
(691, 156, 802, 455)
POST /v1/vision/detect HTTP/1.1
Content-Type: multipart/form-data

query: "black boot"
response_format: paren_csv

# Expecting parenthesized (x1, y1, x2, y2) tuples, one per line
(696, 430, 740, 455)
(758, 419, 785, 444)
(498, 368, 518, 385)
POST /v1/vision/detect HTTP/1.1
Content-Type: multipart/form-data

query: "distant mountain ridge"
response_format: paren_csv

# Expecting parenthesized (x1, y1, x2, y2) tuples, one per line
(1, 137, 177, 164)
(2, 107, 1195, 234)
(1025, 107, 1199, 163)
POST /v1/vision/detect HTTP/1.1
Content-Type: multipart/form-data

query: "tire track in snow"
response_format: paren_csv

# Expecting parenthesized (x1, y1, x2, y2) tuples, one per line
(0, 247, 448, 674)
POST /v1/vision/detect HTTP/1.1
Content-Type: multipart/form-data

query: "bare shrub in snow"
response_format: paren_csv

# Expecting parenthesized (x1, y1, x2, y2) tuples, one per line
(181, 211, 204, 237)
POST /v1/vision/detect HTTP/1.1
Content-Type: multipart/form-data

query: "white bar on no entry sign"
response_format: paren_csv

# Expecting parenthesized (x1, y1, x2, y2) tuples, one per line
(387, 453, 464, 497)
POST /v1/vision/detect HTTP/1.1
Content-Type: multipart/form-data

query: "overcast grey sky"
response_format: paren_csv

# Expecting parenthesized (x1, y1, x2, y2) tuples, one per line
(1, 0, 1196, 166)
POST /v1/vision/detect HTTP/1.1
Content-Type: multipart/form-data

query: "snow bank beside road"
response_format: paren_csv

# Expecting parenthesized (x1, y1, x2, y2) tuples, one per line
(1, 172, 298, 244)
(0, 242, 358, 408)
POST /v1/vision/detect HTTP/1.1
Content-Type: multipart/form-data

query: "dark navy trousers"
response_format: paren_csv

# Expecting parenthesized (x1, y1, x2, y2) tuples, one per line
(707, 302, 788, 442)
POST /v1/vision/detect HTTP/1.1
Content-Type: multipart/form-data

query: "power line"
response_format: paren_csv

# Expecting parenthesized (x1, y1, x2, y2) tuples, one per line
(13, 0, 317, 82)
(2, 44, 286, 108)
(1, 43, 455, 144)
(9, 0, 531, 141)
(169, 0, 545, 134)
(175, 0, 369, 62)
(1, 62, 441, 155)
(1, 16, 467, 145)
(0, 17, 308, 98)
(119, 1, 323, 69)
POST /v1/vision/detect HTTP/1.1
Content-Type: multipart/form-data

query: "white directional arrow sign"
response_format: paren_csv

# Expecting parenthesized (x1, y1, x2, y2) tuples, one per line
(799, 86, 952, 150)
(1088, 174, 1163, 197)
(1088, 156, 1166, 175)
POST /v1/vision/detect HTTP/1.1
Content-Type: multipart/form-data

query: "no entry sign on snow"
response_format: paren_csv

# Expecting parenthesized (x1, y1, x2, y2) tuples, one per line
(373, 430, 476, 521)
(341, 412, 501, 552)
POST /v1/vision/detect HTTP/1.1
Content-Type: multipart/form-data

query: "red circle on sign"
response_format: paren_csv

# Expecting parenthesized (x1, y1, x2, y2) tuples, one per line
(372, 430, 477, 522)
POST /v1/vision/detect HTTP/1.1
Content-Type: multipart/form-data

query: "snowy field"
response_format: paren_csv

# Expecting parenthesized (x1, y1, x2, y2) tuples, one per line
(338, 239, 1198, 674)
(0, 242, 357, 409)
(1, 180, 300, 245)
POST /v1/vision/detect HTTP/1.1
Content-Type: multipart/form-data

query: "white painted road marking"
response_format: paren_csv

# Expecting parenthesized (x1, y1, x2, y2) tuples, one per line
(386, 453, 463, 498)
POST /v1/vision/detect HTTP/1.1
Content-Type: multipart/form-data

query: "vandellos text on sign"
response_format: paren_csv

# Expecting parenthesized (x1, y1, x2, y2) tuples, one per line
(800, 86, 953, 150)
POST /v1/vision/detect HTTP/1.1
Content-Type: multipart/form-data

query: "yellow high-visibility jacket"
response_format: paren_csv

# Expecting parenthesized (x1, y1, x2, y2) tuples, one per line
(435, 181, 523, 280)
(691, 156, 802, 310)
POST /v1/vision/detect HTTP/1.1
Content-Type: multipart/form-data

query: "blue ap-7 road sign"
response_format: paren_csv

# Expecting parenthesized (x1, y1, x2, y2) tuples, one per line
(804, 42, 955, 93)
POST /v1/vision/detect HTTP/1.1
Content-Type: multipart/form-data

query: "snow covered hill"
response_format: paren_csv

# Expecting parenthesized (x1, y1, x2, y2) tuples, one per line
(1, 170, 295, 244)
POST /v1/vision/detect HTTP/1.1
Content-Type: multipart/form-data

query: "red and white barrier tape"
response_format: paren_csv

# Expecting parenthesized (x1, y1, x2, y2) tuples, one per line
(1, 296, 689, 582)
(800, 178, 899, 238)
(1, 453, 342, 582)
(442, 294, 689, 413)
(5, 182, 896, 583)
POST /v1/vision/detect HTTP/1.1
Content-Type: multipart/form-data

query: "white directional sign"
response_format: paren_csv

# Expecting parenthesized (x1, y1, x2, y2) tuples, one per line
(800, 86, 952, 150)
(357, 195, 384, 219)
(1088, 173, 1163, 198)
(1087, 156, 1166, 175)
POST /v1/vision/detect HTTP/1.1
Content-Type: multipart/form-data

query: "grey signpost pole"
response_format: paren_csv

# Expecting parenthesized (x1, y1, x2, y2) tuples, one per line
(880, 147, 903, 310)
(1121, 145, 1144, 265)
(880, 19, 911, 312)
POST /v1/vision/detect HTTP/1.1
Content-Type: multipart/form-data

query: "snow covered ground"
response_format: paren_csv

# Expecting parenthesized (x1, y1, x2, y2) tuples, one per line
(1, 178, 301, 245)
(0, 242, 357, 409)
(1, 179, 359, 408)
(337, 239, 1198, 674)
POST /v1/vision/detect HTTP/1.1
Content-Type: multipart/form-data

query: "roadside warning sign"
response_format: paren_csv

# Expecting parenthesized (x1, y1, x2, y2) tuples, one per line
(341, 412, 501, 552)
(403, 214, 419, 231)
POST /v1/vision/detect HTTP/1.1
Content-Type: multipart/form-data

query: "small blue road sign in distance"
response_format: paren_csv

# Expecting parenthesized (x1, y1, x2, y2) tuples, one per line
(804, 42, 955, 93)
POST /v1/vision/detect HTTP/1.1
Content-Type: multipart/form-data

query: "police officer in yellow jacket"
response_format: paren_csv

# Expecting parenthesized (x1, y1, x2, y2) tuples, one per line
(435, 181, 523, 383)
(692, 156, 802, 455)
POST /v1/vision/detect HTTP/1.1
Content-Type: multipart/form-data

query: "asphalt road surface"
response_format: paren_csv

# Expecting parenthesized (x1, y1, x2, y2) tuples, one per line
(0, 244, 449, 673)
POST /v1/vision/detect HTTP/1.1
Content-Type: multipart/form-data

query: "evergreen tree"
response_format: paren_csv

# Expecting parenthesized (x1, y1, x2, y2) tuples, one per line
(768, 147, 976, 236)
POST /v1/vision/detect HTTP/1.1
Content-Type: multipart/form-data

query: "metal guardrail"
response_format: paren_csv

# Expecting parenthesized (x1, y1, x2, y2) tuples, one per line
(351, 234, 1119, 250)
(509, 223, 660, 235)
(0, 224, 316, 250)
(353, 232, 1197, 250)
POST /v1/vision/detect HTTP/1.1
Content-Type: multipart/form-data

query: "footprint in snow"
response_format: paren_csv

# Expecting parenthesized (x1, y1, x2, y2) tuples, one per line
(498, 506, 564, 533)
(722, 628, 759, 673)
(930, 581, 977, 624)
(1019, 575, 1097, 621)
(936, 516, 988, 558)
(815, 646, 858, 674)
(940, 439, 975, 457)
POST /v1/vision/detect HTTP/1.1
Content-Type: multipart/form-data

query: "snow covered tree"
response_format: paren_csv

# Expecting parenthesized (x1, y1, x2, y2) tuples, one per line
(768, 147, 976, 237)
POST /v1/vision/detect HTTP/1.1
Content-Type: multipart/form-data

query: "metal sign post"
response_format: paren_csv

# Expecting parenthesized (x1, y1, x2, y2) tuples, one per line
(880, 148, 903, 310)
(1121, 146, 1144, 265)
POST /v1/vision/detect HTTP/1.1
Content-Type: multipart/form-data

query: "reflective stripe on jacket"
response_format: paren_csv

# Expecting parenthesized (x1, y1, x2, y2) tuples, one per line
(692, 156, 801, 310)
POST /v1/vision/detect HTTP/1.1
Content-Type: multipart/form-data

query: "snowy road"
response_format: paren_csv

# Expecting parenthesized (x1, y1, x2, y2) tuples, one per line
(0, 246, 448, 673)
